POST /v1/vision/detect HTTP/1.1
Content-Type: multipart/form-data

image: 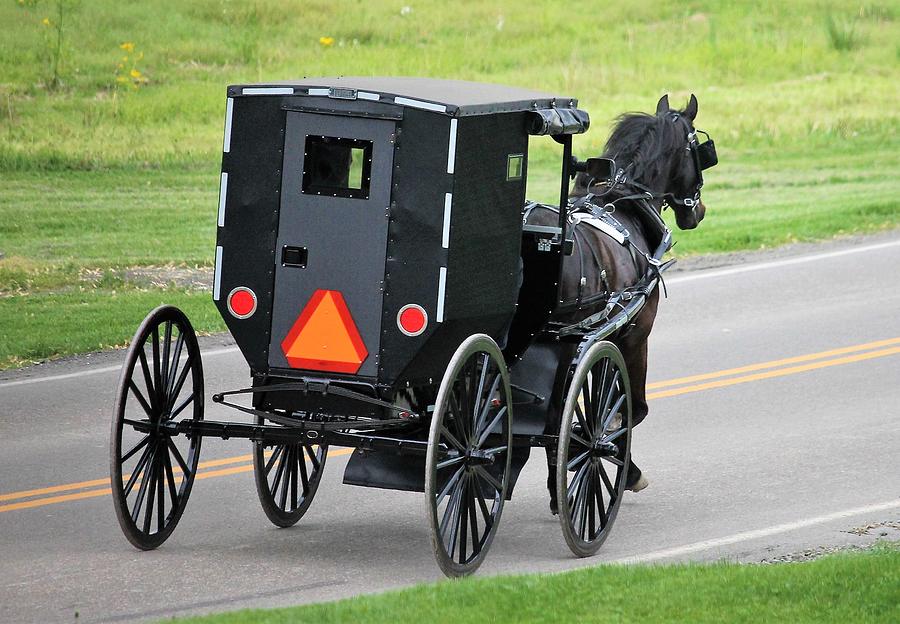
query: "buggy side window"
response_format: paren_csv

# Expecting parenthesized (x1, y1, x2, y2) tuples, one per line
(302, 136, 373, 199)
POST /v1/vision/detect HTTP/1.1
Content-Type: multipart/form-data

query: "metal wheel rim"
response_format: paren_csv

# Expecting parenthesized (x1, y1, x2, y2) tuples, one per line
(109, 305, 204, 550)
(425, 334, 513, 577)
(556, 340, 631, 557)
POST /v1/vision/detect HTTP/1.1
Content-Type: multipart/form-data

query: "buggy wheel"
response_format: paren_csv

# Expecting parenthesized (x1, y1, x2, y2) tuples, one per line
(425, 334, 513, 577)
(252, 428, 327, 528)
(110, 305, 204, 550)
(556, 340, 631, 557)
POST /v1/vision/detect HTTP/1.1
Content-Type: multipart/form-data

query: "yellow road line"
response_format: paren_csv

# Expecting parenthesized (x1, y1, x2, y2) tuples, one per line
(646, 336, 900, 390)
(2, 338, 898, 513)
(647, 345, 900, 400)
(0, 448, 353, 513)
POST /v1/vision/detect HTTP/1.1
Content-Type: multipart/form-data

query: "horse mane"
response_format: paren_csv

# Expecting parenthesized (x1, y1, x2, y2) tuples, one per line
(604, 112, 682, 183)
(574, 112, 681, 192)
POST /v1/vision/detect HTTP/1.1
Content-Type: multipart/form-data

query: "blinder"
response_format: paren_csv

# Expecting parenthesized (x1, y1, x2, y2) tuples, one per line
(695, 130, 718, 171)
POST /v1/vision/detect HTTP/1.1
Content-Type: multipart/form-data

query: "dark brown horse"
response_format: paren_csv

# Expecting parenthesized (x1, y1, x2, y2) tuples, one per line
(527, 94, 713, 508)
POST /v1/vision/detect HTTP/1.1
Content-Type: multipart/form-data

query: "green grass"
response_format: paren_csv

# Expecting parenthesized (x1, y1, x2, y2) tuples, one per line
(0, 0, 898, 368)
(168, 545, 900, 624)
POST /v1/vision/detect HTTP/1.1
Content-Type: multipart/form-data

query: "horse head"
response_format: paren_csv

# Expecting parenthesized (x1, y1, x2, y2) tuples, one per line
(576, 94, 717, 231)
(654, 94, 716, 230)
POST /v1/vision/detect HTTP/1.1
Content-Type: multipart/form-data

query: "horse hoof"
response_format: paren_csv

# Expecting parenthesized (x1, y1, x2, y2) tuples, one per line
(627, 474, 649, 492)
(549, 499, 559, 516)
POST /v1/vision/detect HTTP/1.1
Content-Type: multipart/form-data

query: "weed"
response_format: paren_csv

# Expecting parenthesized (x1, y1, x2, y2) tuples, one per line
(825, 13, 862, 51)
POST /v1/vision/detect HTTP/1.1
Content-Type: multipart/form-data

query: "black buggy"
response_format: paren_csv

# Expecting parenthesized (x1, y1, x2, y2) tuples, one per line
(110, 77, 672, 576)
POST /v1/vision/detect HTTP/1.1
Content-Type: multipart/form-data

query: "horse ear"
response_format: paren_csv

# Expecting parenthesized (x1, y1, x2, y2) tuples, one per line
(685, 94, 698, 121)
(655, 94, 670, 115)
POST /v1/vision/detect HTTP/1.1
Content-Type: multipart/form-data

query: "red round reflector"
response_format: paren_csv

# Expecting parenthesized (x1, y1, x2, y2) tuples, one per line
(228, 287, 257, 319)
(397, 304, 427, 337)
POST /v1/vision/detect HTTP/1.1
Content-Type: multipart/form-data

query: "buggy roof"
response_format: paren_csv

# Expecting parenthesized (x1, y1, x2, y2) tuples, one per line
(231, 76, 579, 116)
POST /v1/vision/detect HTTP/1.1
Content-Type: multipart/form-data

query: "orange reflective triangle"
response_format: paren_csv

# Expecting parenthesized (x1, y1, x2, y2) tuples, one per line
(281, 290, 368, 374)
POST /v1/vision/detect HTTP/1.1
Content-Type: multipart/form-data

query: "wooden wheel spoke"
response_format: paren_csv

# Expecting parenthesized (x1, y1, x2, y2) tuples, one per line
(601, 455, 625, 467)
(166, 436, 191, 477)
(170, 392, 195, 420)
(123, 442, 154, 495)
(166, 352, 194, 415)
(587, 468, 596, 539)
(595, 468, 609, 528)
(580, 383, 593, 436)
(473, 374, 501, 441)
(298, 447, 310, 496)
(137, 349, 158, 413)
(143, 456, 158, 534)
(156, 454, 166, 533)
(270, 445, 288, 499)
(566, 449, 590, 471)
(440, 476, 465, 542)
(151, 327, 162, 407)
(474, 480, 492, 527)
(436, 466, 465, 502)
(164, 331, 185, 398)
(448, 393, 469, 446)
(289, 447, 299, 511)
(277, 448, 291, 510)
(437, 455, 466, 471)
(160, 321, 172, 400)
(304, 444, 321, 471)
(121, 435, 150, 464)
(131, 443, 156, 524)
(598, 462, 616, 499)
(472, 465, 502, 494)
(592, 359, 609, 418)
(440, 425, 466, 453)
(598, 369, 620, 426)
(574, 402, 592, 441)
(570, 432, 592, 448)
(458, 477, 470, 563)
(128, 381, 156, 420)
(600, 393, 625, 435)
(163, 447, 179, 508)
(566, 460, 590, 503)
(468, 484, 481, 556)
(264, 445, 284, 475)
(603, 426, 627, 444)
(475, 406, 506, 449)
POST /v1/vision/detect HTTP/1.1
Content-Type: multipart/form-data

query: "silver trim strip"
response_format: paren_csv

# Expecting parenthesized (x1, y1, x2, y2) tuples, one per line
(223, 97, 234, 153)
(307, 88, 329, 96)
(358, 91, 380, 101)
(217, 172, 228, 227)
(241, 87, 294, 95)
(393, 96, 447, 113)
(436, 267, 447, 323)
(213, 246, 223, 301)
(441, 193, 452, 249)
(446, 119, 457, 173)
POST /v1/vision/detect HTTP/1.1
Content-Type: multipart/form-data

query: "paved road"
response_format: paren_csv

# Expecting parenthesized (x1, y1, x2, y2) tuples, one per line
(2, 236, 899, 623)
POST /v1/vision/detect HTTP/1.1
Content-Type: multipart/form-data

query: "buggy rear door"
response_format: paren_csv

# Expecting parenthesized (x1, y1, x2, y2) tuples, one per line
(267, 111, 395, 378)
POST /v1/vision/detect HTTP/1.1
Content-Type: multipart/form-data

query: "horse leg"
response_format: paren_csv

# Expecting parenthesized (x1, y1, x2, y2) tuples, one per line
(614, 288, 659, 491)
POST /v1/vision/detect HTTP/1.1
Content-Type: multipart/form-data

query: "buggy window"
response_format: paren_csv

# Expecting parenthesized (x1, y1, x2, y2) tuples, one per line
(302, 136, 373, 199)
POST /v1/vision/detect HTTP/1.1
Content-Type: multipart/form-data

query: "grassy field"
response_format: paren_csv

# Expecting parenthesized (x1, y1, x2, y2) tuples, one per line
(167, 545, 900, 623)
(1, 0, 898, 368)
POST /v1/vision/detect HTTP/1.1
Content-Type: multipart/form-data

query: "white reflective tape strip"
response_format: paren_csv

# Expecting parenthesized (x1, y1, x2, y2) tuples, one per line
(223, 98, 234, 153)
(446, 119, 457, 174)
(358, 91, 380, 101)
(217, 173, 228, 227)
(241, 87, 294, 95)
(213, 246, 223, 301)
(307, 88, 329, 96)
(393, 96, 447, 113)
(436, 267, 447, 323)
(441, 193, 452, 249)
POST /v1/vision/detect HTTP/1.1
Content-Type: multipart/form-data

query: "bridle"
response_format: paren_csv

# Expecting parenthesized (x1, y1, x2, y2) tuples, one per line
(662, 112, 717, 213)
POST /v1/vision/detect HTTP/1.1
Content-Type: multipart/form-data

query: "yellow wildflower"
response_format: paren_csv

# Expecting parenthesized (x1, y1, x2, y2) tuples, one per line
(41, 17, 50, 26)
(119, 42, 135, 53)
(130, 68, 142, 78)
(319, 36, 334, 47)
